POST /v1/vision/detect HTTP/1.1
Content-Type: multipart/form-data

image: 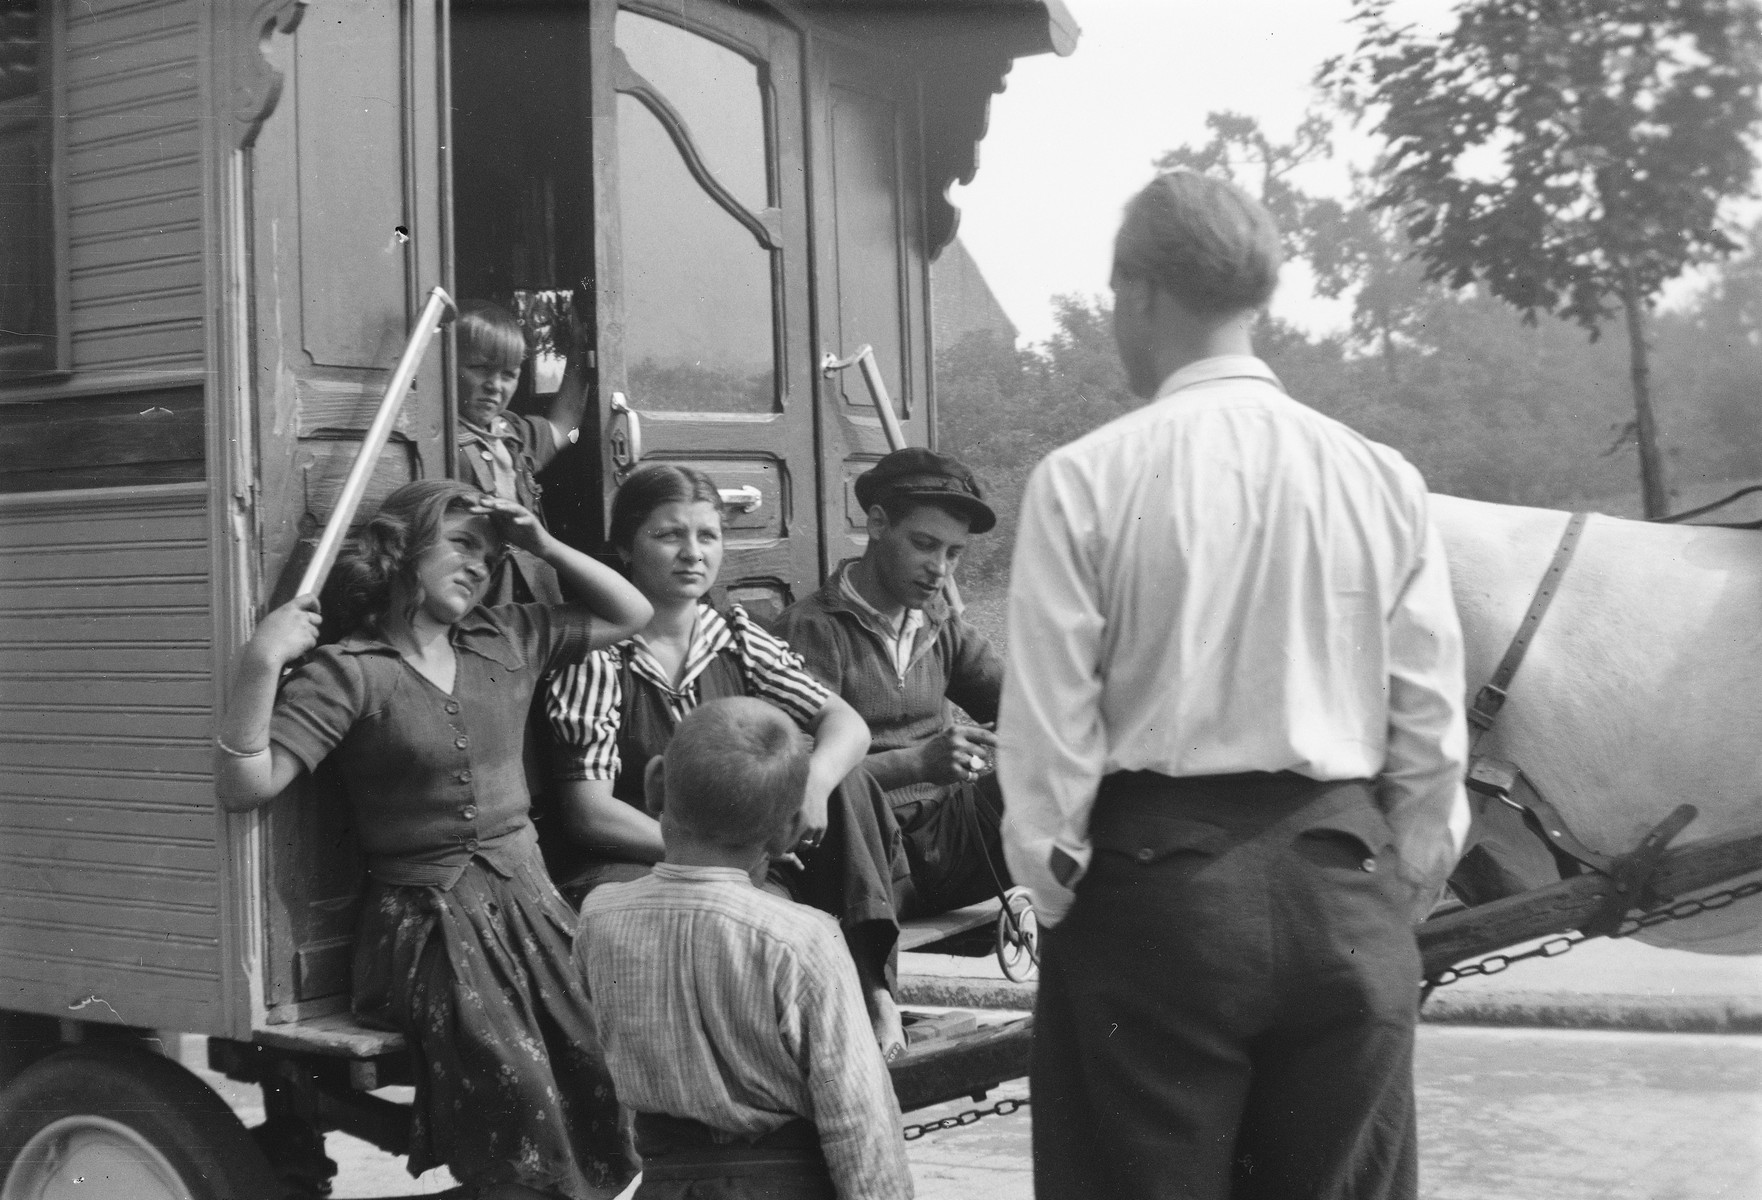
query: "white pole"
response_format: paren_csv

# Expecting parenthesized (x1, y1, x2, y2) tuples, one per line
(855, 346, 906, 452)
(296, 286, 457, 598)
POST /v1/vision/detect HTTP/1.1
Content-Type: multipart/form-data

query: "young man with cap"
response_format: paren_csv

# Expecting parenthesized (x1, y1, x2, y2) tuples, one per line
(771, 447, 1011, 919)
(999, 171, 1470, 1199)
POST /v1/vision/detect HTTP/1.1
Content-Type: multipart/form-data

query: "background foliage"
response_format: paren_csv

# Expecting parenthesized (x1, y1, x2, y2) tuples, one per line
(939, 224, 1762, 592)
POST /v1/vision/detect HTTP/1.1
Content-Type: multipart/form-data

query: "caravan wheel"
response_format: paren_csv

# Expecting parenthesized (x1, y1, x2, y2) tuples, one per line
(0, 1045, 287, 1200)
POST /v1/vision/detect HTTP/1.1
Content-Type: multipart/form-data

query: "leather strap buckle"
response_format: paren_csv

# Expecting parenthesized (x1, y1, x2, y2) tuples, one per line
(1468, 684, 1507, 731)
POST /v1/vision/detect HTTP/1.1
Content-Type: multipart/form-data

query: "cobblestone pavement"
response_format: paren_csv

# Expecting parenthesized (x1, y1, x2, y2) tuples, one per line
(197, 1025, 1762, 1198)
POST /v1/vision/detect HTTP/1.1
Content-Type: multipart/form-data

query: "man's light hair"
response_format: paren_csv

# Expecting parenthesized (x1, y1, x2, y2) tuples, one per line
(1113, 171, 1282, 315)
(663, 698, 808, 848)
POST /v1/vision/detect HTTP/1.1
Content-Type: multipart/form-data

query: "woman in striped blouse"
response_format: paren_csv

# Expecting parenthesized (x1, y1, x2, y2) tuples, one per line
(541, 463, 909, 1055)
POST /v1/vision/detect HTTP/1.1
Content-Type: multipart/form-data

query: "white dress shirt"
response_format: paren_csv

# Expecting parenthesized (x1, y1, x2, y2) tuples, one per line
(998, 356, 1470, 926)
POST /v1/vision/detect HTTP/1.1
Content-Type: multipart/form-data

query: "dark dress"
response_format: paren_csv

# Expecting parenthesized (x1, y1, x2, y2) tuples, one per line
(541, 605, 907, 957)
(271, 603, 634, 1198)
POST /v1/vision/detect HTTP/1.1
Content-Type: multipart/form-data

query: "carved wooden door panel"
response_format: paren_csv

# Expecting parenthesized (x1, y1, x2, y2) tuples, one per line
(806, 45, 932, 570)
(587, 0, 818, 619)
(244, 0, 451, 1021)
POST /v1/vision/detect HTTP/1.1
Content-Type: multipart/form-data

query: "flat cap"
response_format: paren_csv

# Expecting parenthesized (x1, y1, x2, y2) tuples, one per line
(854, 447, 995, 534)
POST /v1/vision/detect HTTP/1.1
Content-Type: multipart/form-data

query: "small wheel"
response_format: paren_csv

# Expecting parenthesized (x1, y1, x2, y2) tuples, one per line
(0, 1044, 289, 1200)
(995, 887, 1040, 983)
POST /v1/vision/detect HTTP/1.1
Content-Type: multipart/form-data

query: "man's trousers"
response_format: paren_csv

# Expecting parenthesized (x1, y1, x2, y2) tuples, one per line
(893, 771, 1011, 919)
(1031, 771, 1422, 1200)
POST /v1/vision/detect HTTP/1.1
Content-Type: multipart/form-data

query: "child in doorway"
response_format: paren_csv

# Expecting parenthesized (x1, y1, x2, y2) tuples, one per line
(215, 479, 652, 1199)
(574, 696, 912, 1200)
(453, 298, 588, 604)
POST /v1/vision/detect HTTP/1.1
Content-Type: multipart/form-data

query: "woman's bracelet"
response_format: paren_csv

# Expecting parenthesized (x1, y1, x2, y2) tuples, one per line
(214, 735, 270, 758)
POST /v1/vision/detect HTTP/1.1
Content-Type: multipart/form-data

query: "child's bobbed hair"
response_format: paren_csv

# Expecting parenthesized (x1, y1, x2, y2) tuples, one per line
(321, 479, 493, 639)
(455, 300, 527, 373)
(607, 463, 723, 554)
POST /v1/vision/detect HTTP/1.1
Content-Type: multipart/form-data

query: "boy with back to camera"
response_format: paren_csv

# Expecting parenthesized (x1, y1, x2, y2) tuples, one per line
(574, 696, 912, 1200)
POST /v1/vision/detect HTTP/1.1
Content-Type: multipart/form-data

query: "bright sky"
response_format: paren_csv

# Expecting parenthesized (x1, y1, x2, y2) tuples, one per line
(949, 0, 1458, 344)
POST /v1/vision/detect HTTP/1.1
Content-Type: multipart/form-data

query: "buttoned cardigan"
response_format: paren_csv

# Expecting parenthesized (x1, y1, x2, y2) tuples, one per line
(270, 602, 595, 887)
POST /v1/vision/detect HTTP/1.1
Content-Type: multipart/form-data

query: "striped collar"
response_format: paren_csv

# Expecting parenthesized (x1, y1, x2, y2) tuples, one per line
(624, 604, 735, 698)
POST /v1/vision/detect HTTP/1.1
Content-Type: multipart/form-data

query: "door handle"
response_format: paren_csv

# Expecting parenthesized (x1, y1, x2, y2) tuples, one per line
(821, 346, 905, 451)
(718, 485, 763, 514)
(607, 390, 642, 476)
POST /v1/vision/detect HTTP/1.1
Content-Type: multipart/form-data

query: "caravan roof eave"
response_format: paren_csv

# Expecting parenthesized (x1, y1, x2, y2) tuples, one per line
(792, 0, 1082, 256)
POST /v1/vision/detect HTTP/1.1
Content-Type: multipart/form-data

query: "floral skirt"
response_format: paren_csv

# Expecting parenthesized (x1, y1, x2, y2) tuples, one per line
(351, 851, 636, 1198)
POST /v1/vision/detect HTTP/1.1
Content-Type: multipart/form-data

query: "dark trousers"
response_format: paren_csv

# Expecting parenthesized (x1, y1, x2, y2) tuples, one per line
(894, 771, 1012, 919)
(1032, 771, 1421, 1200)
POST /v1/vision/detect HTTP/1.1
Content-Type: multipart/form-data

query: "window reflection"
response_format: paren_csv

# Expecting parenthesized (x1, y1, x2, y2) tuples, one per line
(616, 10, 768, 213)
(617, 81, 775, 412)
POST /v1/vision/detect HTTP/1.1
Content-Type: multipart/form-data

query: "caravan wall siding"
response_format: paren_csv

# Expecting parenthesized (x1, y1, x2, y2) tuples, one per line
(0, 1, 221, 1032)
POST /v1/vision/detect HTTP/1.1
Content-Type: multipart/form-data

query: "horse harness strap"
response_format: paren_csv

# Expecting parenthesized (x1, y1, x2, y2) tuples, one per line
(1467, 511, 1588, 742)
(1465, 758, 1614, 878)
(1460, 508, 1699, 939)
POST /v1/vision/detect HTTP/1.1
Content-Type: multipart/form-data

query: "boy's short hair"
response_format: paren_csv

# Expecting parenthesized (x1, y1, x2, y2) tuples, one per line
(663, 698, 807, 847)
(456, 300, 526, 373)
(1113, 171, 1282, 315)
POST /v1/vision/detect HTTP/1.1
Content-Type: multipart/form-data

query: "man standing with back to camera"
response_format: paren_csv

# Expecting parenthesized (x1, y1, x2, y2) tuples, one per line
(999, 170, 1471, 1199)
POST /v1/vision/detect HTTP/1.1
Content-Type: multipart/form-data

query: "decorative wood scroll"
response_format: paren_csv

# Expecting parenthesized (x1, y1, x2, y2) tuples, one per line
(231, 0, 308, 149)
(612, 46, 783, 253)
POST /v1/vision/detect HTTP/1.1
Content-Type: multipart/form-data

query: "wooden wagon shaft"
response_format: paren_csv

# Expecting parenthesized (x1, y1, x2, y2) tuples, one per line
(1418, 825, 1762, 976)
(889, 1017, 1033, 1112)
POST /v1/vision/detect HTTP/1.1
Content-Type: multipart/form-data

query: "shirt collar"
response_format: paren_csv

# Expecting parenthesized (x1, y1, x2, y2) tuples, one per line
(651, 862, 756, 886)
(333, 605, 526, 670)
(1153, 354, 1284, 401)
(625, 604, 733, 697)
(457, 413, 520, 448)
(837, 562, 924, 642)
(828, 559, 947, 630)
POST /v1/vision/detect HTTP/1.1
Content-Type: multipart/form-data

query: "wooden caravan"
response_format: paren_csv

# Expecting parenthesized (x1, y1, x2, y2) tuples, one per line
(0, 0, 1073, 1194)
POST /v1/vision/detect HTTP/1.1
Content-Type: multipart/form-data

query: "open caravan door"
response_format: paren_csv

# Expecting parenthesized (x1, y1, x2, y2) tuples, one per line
(228, 0, 454, 1029)
(450, 0, 826, 620)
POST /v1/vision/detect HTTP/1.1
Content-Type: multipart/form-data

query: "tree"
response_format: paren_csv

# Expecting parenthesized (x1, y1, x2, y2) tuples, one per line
(1153, 109, 1333, 260)
(1156, 110, 1443, 379)
(1302, 173, 1440, 379)
(1328, 0, 1762, 516)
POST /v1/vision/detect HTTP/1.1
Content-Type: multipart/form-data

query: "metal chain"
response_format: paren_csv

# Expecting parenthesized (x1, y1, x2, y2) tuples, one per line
(902, 1096, 1029, 1142)
(1621, 878, 1762, 931)
(1424, 877, 1762, 994)
(1426, 931, 1584, 990)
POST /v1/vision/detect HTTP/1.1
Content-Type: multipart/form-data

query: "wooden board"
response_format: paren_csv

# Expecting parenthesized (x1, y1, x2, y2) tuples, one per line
(898, 899, 1000, 952)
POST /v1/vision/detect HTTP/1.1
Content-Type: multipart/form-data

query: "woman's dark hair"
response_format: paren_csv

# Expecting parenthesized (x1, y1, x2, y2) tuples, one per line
(321, 479, 494, 639)
(1113, 171, 1282, 315)
(607, 463, 723, 554)
(455, 300, 526, 373)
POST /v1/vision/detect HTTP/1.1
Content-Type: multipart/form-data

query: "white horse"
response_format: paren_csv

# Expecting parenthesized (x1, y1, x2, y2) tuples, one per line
(1434, 495, 1762, 954)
